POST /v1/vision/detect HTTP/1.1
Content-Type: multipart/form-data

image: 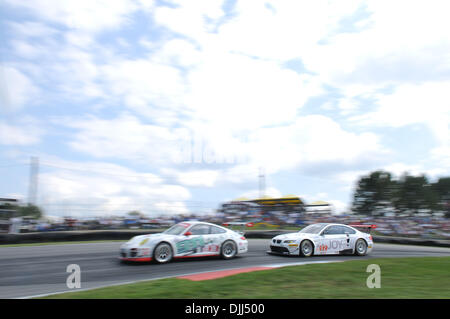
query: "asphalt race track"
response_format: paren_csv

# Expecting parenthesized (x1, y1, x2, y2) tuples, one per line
(1, 239, 450, 298)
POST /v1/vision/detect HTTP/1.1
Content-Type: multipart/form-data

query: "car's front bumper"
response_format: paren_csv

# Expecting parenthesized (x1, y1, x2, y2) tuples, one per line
(119, 246, 153, 262)
(267, 243, 298, 255)
(119, 256, 152, 262)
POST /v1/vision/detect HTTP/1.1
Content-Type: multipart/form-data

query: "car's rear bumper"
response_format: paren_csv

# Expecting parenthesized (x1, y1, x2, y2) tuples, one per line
(238, 241, 248, 254)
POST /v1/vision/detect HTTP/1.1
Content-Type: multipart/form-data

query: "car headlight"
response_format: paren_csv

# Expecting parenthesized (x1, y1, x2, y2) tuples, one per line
(283, 240, 296, 244)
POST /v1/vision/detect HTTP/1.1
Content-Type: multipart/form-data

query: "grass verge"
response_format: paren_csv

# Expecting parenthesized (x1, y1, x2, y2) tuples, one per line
(42, 257, 450, 299)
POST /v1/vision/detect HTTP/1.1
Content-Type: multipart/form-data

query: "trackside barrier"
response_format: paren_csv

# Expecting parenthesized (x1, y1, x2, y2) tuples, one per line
(0, 230, 156, 245)
(0, 230, 449, 248)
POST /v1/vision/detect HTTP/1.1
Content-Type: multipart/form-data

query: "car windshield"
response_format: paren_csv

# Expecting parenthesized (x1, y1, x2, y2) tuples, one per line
(299, 224, 328, 234)
(163, 223, 190, 235)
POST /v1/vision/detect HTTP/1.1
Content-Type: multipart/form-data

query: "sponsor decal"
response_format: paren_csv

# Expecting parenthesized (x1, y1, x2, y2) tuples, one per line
(139, 238, 149, 246)
(177, 236, 206, 254)
(318, 244, 328, 252)
(176, 236, 221, 255)
(204, 244, 220, 252)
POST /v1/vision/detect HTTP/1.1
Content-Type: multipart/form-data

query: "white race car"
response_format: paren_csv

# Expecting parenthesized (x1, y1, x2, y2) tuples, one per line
(120, 221, 248, 263)
(268, 223, 374, 257)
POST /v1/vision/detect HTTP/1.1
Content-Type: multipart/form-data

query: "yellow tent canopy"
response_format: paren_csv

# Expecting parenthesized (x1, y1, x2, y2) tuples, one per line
(233, 197, 249, 202)
(309, 200, 331, 206)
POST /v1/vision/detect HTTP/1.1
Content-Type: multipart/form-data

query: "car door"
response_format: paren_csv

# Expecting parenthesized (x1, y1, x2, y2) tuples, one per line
(318, 225, 348, 254)
(175, 224, 217, 257)
(340, 225, 358, 253)
(207, 225, 228, 255)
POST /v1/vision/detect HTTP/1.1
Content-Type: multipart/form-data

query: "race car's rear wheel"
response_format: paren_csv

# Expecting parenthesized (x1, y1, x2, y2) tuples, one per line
(299, 240, 314, 257)
(354, 239, 368, 256)
(221, 240, 237, 259)
(153, 242, 173, 263)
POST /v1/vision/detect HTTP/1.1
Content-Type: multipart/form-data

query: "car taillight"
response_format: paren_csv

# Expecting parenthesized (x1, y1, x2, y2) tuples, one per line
(240, 236, 246, 240)
(369, 235, 373, 241)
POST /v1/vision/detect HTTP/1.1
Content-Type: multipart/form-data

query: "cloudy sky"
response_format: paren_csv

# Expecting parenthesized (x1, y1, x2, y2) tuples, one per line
(1, 0, 449, 217)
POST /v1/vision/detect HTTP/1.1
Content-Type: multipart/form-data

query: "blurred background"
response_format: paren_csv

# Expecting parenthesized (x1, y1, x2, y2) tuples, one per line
(1, 1, 449, 241)
(1, 169, 449, 239)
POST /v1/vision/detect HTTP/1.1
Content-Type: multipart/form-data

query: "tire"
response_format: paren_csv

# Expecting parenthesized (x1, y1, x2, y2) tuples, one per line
(153, 242, 173, 264)
(221, 240, 237, 260)
(299, 240, 314, 257)
(354, 239, 368, 256)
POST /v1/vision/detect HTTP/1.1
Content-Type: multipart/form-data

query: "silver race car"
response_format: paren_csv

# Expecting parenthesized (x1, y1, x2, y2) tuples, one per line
(268, 223, 374, 257)
(120, 221, 248, 263)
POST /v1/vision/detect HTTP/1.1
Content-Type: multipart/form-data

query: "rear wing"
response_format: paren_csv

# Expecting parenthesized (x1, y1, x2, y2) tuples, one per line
(349, 224, 377, 234)
(222, 222, 254, 235)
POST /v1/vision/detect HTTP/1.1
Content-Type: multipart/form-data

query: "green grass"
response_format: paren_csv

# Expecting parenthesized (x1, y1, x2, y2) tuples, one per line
(42, 257, 450, 299)
(0, 240, 126, 247)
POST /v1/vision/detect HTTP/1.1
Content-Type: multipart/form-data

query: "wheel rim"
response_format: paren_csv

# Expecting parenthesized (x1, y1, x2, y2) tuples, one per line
(356, 240, 367, 254)
(223, 242, 236, 258)
(155, 244, 172, 262)
(302, 241, 312, 256)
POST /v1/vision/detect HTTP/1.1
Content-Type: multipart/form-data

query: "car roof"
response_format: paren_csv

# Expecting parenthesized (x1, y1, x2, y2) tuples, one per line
(181, 221, 223, 227)
(311, 223, 357, 228)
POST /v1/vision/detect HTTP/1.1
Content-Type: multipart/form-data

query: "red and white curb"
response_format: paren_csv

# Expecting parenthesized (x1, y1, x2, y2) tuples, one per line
(177, 260, 343, 281)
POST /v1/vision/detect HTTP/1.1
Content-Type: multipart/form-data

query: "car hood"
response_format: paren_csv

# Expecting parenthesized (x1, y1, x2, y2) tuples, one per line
(273, 233, 315, 241)
(123, 233, 176, 247)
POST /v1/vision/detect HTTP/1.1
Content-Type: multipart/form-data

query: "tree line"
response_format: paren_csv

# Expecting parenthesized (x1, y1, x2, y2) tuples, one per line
(352, 171, 450, 218)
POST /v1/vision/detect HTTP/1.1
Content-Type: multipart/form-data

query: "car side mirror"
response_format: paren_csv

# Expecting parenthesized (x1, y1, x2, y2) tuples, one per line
(184, 231, 192, 236)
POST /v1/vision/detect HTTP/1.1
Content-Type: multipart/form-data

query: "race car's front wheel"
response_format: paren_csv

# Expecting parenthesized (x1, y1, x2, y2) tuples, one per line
(299, 240, 314, 257)
(153, 242, 173, 263)
(354, 239, 368, 256)
(221, 240, 237, 259)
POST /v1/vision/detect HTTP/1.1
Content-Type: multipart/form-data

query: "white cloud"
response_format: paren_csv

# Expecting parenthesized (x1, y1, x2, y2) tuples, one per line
(176, 170, 219, 188)
(196, 1, 365, 61)
(152, 39, 203, 68)
(327, 199, 348, 214)
(301, 1, 450, 85)
(38, 159, 191, 217)
(245, 115, 386, 174)
(4, 0, 148, 33)
(59, 113, 187, 164)
(0, 121, 42, 145)
(349, 82, 450, 155)
(184, 52, 323, 131)
(7, 21, 59, 38)
(154, 0, 225, 40)
(100, 58, 187, 123)
(0, 66, 39, 111)
(55, 110, 386, 192)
